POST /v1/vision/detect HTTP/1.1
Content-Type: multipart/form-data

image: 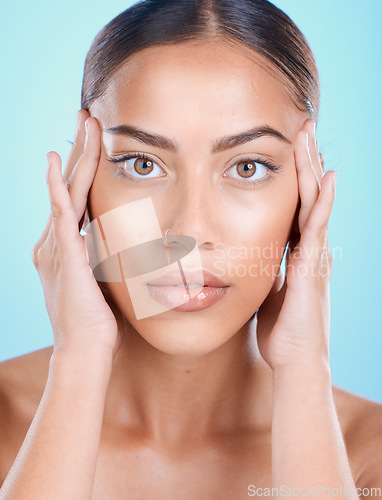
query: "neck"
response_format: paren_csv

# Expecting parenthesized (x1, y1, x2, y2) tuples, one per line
(103, 314, 273, 450)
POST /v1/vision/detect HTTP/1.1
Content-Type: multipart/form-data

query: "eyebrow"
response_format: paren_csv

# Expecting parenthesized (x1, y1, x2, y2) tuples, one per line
(103, 123, 291, 153)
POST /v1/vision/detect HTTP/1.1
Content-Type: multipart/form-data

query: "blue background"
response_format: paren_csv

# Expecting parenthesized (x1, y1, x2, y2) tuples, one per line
(1, 1, 381, 401)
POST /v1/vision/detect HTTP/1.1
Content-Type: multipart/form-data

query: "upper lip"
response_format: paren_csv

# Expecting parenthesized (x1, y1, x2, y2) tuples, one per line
(146, 269, 229, 287)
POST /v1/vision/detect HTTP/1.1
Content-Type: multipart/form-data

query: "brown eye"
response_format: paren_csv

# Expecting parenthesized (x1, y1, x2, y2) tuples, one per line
(223, 158, 279, 186)
(236, 160, 257, 178)
(134, 157, 154, 175)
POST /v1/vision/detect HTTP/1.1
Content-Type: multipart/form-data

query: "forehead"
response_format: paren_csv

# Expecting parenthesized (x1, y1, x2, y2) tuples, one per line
(91, 40, 304, 141)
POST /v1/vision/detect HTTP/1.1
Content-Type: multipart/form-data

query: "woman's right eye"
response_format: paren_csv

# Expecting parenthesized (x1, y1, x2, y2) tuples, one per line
(107, 153, 166, 180)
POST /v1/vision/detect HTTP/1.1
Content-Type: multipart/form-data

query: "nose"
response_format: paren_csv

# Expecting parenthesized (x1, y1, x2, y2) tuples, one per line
(161, 173, 222, 249)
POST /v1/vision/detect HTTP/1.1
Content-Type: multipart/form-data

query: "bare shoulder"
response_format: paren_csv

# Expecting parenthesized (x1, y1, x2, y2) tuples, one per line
(0, 346, 53, 484)
(0, 346, 53, 414)
(332, 384, 382, 489)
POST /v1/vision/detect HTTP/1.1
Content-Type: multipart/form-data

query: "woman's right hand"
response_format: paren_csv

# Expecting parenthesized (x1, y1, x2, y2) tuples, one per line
(31, 110, 123, 361)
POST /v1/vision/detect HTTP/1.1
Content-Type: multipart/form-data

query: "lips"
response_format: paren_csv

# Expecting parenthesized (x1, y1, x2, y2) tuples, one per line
(146, 269, 228, 288)
(146, 269, 230, 312)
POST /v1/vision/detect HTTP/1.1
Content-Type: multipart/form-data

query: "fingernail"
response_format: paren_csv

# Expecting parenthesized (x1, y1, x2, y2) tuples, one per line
(332, 171, 338, 187)
(46, 152, 51, 164)
(85, 118, 90, 133)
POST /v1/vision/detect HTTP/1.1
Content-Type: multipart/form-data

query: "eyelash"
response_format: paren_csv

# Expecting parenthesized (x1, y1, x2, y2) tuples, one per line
(106, 152, 282, 186)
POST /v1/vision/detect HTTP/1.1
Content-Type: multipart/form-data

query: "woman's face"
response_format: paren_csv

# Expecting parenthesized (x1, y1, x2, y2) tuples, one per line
(88, 39, 307, 356)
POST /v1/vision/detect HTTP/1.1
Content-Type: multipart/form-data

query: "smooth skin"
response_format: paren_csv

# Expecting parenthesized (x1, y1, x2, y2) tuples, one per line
(0, 40, 382, 499)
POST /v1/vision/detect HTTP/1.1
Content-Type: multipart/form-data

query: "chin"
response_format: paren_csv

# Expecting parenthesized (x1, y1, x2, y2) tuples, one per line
(105, 280, 263, 356)
(126, 311, 244, 357)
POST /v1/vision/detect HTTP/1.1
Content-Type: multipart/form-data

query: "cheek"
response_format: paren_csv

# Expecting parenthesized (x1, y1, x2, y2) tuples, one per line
(88, 163, 116, 219)
(88, 162, 151, 224)
(215, 176, 298, 301)
(221, 176, 298, 254)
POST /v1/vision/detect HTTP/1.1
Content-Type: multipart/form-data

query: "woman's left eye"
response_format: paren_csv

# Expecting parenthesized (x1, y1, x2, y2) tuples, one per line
(107, 153, 165, 180)
(223, 159, 281, 185)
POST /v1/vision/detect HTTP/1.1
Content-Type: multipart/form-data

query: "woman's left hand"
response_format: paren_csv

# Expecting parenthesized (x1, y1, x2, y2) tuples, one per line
(256, 119, 337, 371)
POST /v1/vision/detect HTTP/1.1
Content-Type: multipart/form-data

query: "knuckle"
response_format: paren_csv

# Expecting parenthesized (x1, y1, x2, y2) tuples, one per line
(320, 248, 333, 276)
(50, 202, 64, 220)
(32, 244, 49, 269)
(82, 132, 100, 160)
(82, 148, 100, 163)
(72, 138, 83, 149)
(328, 252, 333, 269)
(31, 245, 40, 266)
(316, 223, 328, 242)
(37, 245, 48, 262)
(303, 219, 316, 237)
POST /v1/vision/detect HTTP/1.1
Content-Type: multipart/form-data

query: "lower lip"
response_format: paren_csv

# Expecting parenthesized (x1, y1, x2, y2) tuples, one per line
(146, 284, 229, 312)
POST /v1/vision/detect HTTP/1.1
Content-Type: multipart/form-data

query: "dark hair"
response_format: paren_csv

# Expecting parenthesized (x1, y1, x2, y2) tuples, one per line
(81, 0, 319, 119)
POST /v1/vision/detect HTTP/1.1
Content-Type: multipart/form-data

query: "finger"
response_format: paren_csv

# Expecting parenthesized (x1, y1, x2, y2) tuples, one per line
(32, 210, 52, 253)
(46, 151, 88, 266)
(32, 111, 90, 258)
(66, 117, 101, 222)
(32, 155, 55, 253)
(35, 110, 89, 246)
(316, 141, 324, 175)
(294, 127, 320, 233)
(31, 213, 54, 267)
(63, 109, 90, 182)
(306, 120, 323, 188)
(286, 199, 301, 259)
(299, 170, 337, 268)
(319, 225, 332, 280)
